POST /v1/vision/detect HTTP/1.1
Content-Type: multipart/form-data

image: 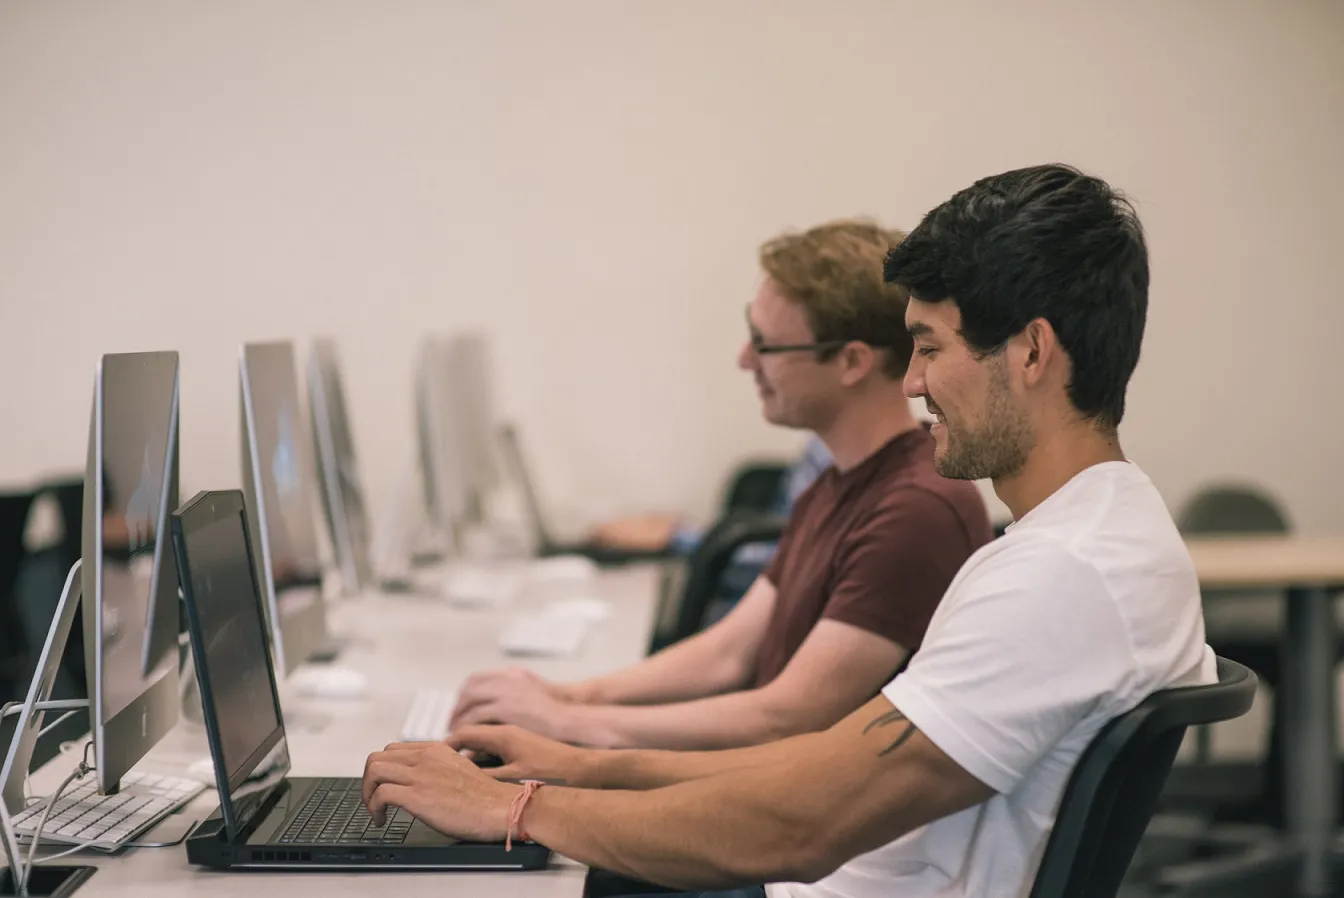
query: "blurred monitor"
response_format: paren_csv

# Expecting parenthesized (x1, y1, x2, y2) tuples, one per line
(239, 341, 329, 676)
(307, 338, 373, 595)
(414, 337, 467, 552)
(441, 332, 500, 524)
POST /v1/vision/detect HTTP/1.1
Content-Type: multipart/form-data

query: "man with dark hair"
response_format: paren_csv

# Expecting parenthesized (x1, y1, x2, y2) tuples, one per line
(360, 165, 1212, 898)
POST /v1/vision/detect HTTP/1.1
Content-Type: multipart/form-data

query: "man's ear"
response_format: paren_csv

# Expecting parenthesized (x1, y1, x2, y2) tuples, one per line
(838, 342, 878, 387)
(1014, 318, 1060, 388)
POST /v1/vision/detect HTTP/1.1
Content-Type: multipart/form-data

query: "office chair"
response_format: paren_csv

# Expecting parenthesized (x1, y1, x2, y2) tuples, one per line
(720, 461, 790, 516)
(7, 476, 90, 772)
(647, 511, 786, 654)
(0, 491, 37, 702)
(582, 657, 1257, 898)
(1031, 656, 1257, 898)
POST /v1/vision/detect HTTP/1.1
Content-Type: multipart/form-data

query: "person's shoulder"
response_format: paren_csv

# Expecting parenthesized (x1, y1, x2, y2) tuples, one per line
(959, 529, 1107, 591)
(920, 533, 1126, 659)
(781, 463, 838, 525)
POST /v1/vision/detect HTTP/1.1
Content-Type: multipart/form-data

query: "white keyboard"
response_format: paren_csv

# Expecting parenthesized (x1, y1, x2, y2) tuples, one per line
(12, 771, 205, 850)
(498, 612, 591, 657)
(382, 567, 520, 607)
(399, 688, 459, 742)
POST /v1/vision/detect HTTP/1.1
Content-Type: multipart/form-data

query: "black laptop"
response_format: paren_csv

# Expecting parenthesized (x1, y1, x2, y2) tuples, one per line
(497, 423, 670, 566)
(171, 488, 551, 871)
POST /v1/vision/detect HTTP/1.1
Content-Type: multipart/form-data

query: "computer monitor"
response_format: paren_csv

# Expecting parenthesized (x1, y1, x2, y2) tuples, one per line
(239, 341, 330, 676)
(414, 337, 467, 550)
(496, 422, 555, 553)
(306, 338, 373, 595)
(441, 333, 500, 525)
(81, 350, 182, 794)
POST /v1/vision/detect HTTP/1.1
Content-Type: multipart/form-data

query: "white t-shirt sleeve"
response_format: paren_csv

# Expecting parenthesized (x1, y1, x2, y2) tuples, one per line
(882, 540, 1135, 794)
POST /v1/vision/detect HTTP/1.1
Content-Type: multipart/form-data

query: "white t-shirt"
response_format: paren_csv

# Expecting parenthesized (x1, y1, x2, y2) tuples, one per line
(769, 461, 1215, 898)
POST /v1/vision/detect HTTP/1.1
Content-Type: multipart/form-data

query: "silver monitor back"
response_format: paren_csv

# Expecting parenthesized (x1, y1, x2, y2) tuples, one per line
(239, 341, 330, 677)
(496, 421, 556, 552)
(81, 350, 182, 794)
(414, 337, 468, 549)
(442, 332, 499, 525)
(307, 338, 374, 595)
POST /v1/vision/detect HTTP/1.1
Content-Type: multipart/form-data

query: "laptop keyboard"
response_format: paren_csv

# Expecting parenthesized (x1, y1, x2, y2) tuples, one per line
(277, 778, 414, 845)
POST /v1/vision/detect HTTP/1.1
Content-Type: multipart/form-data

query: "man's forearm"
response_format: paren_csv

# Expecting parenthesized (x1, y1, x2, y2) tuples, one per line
(567, 631, 752, 707)
(564, 688, 817, 752)
(523, 770, 824, 889)
(521, 700, 979, 890)
(587, 730, 818, 790)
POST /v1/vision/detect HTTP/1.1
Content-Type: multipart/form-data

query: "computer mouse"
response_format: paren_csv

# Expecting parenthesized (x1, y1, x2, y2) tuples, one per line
(546, 597, 611, 623)
(290, 665, 370, 700)
(473, 753, 505, 769)
(186, 756, 218, 785)
(529, 555, 599, 583)
(442, 566, 521, 607)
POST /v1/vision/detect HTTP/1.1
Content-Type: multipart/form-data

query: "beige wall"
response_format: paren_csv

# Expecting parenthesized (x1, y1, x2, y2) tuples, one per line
(1, 0, 1341, 532)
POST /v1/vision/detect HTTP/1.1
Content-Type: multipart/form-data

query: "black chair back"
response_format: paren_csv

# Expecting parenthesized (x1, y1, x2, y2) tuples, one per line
(1029, 656, 1258, 898)
(648, 512, 786, 653)
(720, 462, 789, 515)
(0, 491, 37, 700)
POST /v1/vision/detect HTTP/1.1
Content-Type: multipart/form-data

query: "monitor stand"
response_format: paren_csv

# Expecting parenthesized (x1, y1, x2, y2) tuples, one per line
(0, 561, 95, 896)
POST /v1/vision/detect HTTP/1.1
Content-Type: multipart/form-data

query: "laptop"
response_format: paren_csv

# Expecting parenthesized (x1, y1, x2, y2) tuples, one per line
(170, 488, 551, 871)
(497, 423, 671, 566)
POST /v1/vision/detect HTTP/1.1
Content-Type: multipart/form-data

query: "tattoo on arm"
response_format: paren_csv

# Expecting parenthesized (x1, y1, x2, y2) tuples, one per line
(864, 708, 920, 758)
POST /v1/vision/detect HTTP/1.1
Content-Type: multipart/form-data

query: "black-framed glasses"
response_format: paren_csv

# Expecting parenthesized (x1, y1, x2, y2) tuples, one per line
(745, 305, 849, 356)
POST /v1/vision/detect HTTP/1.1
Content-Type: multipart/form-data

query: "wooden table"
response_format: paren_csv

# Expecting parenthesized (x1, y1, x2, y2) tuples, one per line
(1185, 535, 1344, 898)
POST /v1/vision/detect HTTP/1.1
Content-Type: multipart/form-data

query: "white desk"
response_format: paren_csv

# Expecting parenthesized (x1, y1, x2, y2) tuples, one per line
(22, 562, 664, 897)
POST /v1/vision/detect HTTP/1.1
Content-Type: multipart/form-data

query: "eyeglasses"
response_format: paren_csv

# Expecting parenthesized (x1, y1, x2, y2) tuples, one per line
(745, 306, 850, 356)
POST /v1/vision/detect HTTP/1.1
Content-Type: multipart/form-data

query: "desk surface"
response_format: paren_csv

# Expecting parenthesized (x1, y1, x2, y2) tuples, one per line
(20, 562, 664, 897)
(1185, 534, 1344, 590)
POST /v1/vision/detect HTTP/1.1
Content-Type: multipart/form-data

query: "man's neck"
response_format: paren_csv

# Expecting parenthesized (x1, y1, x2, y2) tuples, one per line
(993, 419, 1126, 521)
(816, 393, 921, 472)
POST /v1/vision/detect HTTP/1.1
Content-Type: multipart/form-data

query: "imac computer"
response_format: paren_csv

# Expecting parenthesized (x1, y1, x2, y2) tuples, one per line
(497, 422, 670, 566)
(239, 341, 331, 677)
(82, 350, 183, 794)
(306, 338, 374, 596)
(440, 332, 500, 527)
(412, 336, 468, 559)
(1, 352, 203, 873)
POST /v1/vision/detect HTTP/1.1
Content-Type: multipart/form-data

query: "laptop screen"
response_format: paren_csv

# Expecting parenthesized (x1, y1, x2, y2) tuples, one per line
(171, 489, 289, 838)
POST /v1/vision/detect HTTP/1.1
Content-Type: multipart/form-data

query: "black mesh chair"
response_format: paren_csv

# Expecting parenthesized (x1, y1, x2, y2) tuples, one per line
(719, 462, 790, 516)
(6, 476, 90, 773)
(0, 491, 37, 703)
(647, 511, 786, 654)
(1031, 656, 1257, 897)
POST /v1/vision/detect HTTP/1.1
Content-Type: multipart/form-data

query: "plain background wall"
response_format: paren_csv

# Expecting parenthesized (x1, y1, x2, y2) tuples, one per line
(1, 0, 1341, 533)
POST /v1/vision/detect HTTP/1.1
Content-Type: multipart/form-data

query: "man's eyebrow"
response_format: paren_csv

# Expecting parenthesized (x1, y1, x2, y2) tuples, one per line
(907, 321, 934, 338)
